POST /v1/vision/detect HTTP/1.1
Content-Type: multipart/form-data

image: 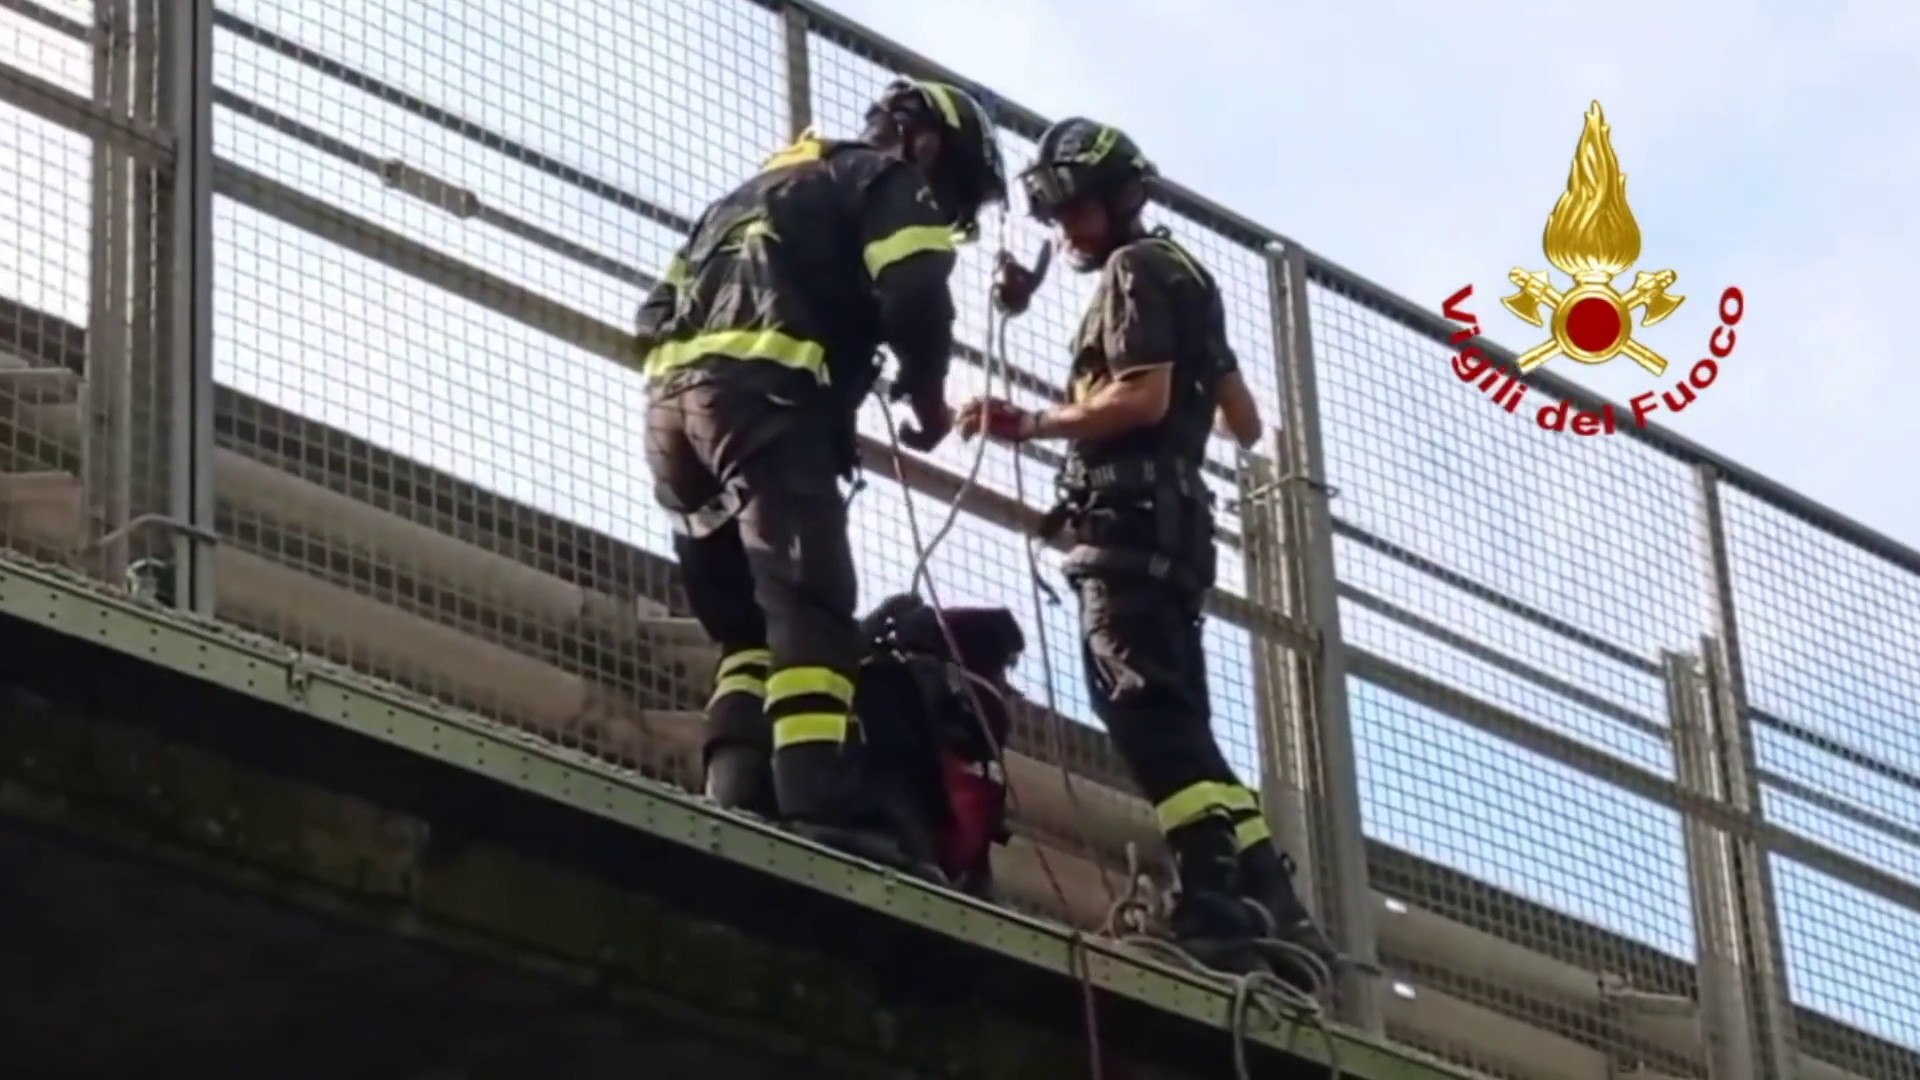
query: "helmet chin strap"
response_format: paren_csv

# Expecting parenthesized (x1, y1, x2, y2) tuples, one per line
(1066, 200, 1149, 271)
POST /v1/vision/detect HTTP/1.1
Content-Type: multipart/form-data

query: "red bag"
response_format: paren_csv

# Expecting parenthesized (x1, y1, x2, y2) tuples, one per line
(937, 749, 1007, 890)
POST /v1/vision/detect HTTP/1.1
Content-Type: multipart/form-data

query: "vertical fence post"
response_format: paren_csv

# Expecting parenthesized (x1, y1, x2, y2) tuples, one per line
(159, 0, 217, 616)
(85, 0, 133, 585)
(126, 0, 162, 585)
(780, 4, 813, 139)
(1264, 240, 1382, 1033)
(1697, 465, 1801, 1079)
(1239, 451, 1320, 917)
(1666, 649, 1759, 1080)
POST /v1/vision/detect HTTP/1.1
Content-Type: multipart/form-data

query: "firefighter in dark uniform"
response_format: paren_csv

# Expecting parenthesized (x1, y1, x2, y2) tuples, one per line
(958, 118, 1334, 984)
(637, 79, 1007, 872)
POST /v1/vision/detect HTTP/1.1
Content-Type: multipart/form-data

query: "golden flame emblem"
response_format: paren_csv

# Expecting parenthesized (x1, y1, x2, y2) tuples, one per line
(1502, 102, 1685, 375)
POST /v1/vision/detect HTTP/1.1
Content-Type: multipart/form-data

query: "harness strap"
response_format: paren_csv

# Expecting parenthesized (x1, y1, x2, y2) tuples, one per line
(1041, 456, 1208, 564)
(666, 477, 750, 540)
(1060, 544, 1203, 595)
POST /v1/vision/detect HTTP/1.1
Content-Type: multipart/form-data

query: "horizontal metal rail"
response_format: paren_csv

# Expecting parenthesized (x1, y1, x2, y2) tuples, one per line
(0, 0, 87, 38)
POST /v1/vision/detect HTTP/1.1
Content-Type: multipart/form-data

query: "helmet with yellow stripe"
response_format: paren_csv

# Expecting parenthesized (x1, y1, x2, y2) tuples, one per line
(1022, 117, 1157, 226)
(864, 78, 1008, 242)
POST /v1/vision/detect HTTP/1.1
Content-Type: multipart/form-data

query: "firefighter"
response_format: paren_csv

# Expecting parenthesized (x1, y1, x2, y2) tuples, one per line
(958, 117, 1334, 984)
(637, 79, 1007, 874)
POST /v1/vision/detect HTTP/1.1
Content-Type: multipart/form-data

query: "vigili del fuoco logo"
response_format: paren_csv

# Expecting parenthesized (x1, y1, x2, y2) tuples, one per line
(1440, 102, 1744, 436)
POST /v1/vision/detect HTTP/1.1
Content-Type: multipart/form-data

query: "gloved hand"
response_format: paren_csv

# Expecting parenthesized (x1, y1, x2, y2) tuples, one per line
(899, 394, 954, 452)
(991, 242, 1053, 316)
(956, 397, 1040, 443)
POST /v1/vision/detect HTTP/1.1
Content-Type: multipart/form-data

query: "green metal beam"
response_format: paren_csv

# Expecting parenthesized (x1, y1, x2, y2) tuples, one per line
(0, 698, 1118, 1078)
(0, 552, 1472, 1080)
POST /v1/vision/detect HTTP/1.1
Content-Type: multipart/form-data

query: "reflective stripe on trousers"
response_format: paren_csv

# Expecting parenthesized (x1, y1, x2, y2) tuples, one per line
(767, 665, 857, 750)
(1154, 779, 1258, 833)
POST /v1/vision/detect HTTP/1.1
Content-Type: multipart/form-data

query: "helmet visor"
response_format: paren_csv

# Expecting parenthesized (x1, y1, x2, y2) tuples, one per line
(1020, 162, 1092, 222)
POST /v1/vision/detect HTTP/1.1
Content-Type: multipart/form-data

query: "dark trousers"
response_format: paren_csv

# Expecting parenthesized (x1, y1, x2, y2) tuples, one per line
(1077, 572, 1258, 863)
(645, 377, 866, 824)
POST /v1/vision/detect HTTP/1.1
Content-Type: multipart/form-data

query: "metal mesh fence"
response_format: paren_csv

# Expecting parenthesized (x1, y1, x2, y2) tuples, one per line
(1307, 275, 1702, 927)
(0, 0, 177, 595)
(1720, 483, 1920, 1062)
(3, 0, 1919, 1076)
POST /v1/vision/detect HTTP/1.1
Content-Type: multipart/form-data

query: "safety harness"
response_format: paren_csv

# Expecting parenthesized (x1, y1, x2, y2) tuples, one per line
(1039, 232, 1222, 594)
(1040, 456, 1214, 593)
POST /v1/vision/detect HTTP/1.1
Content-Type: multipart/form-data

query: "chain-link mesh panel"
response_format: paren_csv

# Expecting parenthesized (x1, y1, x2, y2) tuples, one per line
(207, 0, 788, 782)
(1721, 482, 1920, 1067)
(0, 37, 91, 568)
(1773, 859, 1920, 1076)
(1306, 271, 1716, 1068)
(1, 0, 175, 594)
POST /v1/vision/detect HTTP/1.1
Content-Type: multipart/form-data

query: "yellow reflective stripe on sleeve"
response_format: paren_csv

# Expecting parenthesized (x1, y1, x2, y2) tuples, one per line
(1154, 780, 1258, 832)
(863, 224, 955, 278)
(772, 712, 849, 749)
(708, 674, 767, 706)
(663, 254, 689, 288)
(717, 648, 772, 677)
(642, 328, 828, 383)
(765, 666, 856, 706)
(1233, 814, 1272, 853)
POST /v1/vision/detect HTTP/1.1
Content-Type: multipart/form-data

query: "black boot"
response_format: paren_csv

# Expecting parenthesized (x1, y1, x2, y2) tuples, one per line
(1240, 844, 1338, 992)
(779, 742, 947, 886)
(1163, 815, 1273, 976)
(704, 744, 776, 818)
(788, 821, 948, 886)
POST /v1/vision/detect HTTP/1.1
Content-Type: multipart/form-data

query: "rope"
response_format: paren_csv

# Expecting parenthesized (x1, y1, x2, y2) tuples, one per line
(879, 206, 1344, 1080)
(1091, 844, 1341, 1078)
(878, 202, 1111, 1078)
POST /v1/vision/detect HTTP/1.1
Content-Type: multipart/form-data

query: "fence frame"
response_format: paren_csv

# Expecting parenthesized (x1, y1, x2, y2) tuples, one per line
(159, 0, 219, 616)
(6, 0, 1920, 1074)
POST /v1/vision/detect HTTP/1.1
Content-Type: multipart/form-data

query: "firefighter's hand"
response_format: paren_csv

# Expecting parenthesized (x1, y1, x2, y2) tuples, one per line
(992, 247, 1046, 316)
(957, 397, 1039, 443)
(899, 396, 954, 453)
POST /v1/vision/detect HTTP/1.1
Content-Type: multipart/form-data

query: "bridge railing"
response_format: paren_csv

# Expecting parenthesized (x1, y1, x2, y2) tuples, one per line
(2, 1, 1917, 1076)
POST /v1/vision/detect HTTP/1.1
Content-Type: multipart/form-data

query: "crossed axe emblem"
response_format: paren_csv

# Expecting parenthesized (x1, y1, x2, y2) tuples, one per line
(1501, 268, 1686, 376)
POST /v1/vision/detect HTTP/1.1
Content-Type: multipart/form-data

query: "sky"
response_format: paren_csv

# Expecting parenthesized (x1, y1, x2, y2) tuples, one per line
(2, 0, 1918, 1060)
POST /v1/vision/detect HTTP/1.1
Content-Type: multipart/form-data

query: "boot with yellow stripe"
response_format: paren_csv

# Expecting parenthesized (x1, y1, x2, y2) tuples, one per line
(702, 647, 777, 818)
(1161, 812, 1274, 977)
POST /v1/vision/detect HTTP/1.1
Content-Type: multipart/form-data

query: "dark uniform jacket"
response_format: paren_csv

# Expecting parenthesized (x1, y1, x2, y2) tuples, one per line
(1060, 232, 1236, 589)
(634, 135, 960, 461)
